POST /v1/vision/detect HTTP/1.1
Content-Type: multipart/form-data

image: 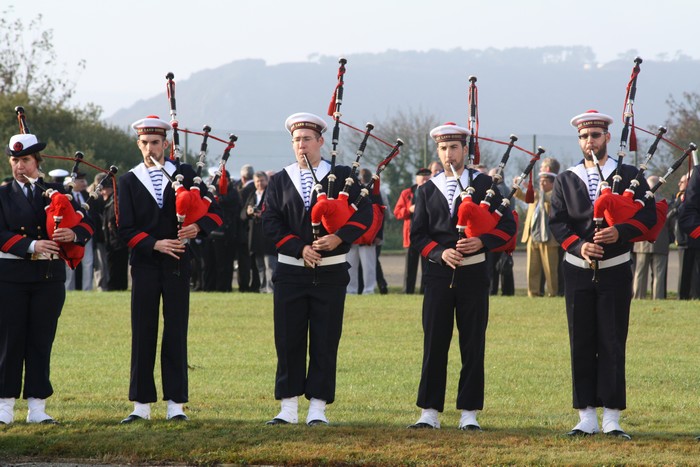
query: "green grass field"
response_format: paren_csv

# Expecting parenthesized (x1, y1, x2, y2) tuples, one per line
(1, 291, 699, 466)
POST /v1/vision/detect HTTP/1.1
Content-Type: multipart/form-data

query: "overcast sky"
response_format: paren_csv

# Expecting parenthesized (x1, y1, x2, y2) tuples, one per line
(7, 0, 699, 117)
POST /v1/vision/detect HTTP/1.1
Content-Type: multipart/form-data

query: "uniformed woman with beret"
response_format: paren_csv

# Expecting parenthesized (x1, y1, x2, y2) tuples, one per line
(0, 133, 94, 425)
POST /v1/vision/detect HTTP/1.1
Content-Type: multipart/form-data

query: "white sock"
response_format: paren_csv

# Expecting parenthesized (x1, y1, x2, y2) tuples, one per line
(166, 400, 186, 419)
(602, 407, 623, 433)
(274, 396, 298, 423)
(415, 408, 440, 428)
(572, 406, 599, 434)
(27, 398, 52, 423)
(0, 398, 15, 424)
(131, 402, 151, 420)
(306, 398, 328, 424)
(459, 410, 479, 428)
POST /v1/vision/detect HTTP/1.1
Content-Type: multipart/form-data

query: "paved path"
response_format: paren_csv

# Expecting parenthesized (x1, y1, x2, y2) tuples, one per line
(378, 250, 681, 294)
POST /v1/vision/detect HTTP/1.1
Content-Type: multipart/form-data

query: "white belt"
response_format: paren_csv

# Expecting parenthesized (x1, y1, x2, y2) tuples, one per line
(277, 253, 347, 267)
(565, 252, 631, 270)
(458, 253, 486, 267)
(0, 251, 53, 261)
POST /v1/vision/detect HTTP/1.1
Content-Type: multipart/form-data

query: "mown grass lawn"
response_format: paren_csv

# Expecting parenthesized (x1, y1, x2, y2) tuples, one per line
(0, 291, 699, 465)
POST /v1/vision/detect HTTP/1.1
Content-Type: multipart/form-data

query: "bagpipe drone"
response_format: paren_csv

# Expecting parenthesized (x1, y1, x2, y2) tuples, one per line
(449, 76, 545, 286)
(160, 72, 238, 235)
(307, 58, 403, 246)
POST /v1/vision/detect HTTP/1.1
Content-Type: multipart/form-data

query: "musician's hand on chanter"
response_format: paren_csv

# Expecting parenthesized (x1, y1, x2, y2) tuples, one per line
(34, 239, 61, 256)
(177, 223, 200, 240)
(593, 226, 619, 245)
(441, 248, 463, 270)
(302, 245, 322, 268)
(581, 241, 604, 262)
(312, 234, 342, 252)
(456, 237, 484, 255)
(52, 227, 77, 243)
(155, 239, 186, 259)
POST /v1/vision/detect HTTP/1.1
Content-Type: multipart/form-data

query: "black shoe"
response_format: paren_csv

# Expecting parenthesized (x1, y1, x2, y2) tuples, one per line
(265, 417, 291, 425)
(120, 414, 147, 424)
(459, 424, 482, 431)
(605, 429, 631, 440)
(408, 422, 437, 429)
(168, 414, 189, 421)
(307, 419, 329, 427)
(39, 418, 59, 425)
(566, 429, 595, 437)
(379, 285, 388, 295)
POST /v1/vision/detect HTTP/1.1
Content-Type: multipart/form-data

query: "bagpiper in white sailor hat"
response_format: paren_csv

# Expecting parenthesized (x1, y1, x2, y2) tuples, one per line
(429, 122, 470, 144)
(131, 115, 172, 137)
(284, 112, 328, 136)
(5, 133, 47, 157)
(570, 110, 614, 130)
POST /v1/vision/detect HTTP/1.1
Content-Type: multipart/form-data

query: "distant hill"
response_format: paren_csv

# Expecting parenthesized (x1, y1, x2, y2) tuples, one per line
(108, 47, 700, 174)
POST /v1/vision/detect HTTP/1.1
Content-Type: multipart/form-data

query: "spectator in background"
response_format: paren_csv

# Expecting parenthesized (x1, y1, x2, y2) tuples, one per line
(242, 171, 270, 293)
(202, 174, 240, 292)
(235, 164, 255, 291)
(90, 173, 109, 291)
(102, 180, 128, 291)
(394, 167, 431, 294)
(428, 160, 443, 178)
(486, 167, 514, 296)
(632, 175, 672, 299)
(668, 172, 699, 299)
(64, 172, 95, 291)
(347, 168, 378, 295)
(514, 160, 560, 297)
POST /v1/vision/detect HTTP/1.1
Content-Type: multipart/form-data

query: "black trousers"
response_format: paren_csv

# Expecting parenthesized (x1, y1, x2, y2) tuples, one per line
(403, 246, 426, 294)
(129, 262, 191, 403)
(106, 247, 129, 291)
(0, 279, 65, 399)
(203, 237, 234, 292)
(678, 247, 700, 299)
(417, 260, 489, 412)
(273, 273, 347, 404)
(563, 260, 632, 410)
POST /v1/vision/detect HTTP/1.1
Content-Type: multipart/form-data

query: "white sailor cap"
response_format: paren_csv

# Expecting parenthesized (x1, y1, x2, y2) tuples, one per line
(48, 168, 70, 178)
(429, 122, 470, 143)
(570, 110, 613, 130)
(6, 134, 47, 157)
(131, 115, 172, 137)
(285, 112, 327, 135)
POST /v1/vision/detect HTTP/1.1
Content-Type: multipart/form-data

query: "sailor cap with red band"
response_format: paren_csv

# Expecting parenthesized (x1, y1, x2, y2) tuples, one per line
(285, 112, 328, 135)
(131, 115, 172, 137)
(5, 134, 47, 157)
(429, 122, 470, 143)
(570, 110, 614, 130)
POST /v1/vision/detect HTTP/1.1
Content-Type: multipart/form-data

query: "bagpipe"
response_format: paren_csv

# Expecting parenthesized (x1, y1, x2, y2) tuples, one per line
(592, 57, 697, 247)
(161, 72, 238, 232)
(453, 76, 545, 254)
(308, 58, 402, 244)
(14, 106, 118, 269)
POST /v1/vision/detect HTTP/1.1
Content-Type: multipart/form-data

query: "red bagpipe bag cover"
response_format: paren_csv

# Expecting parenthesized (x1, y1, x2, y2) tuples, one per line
(593, 185, 666, 242)
(175, 184, 212, 226)
(45, 191, 85, 269)
(456, 195, 518, 253)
